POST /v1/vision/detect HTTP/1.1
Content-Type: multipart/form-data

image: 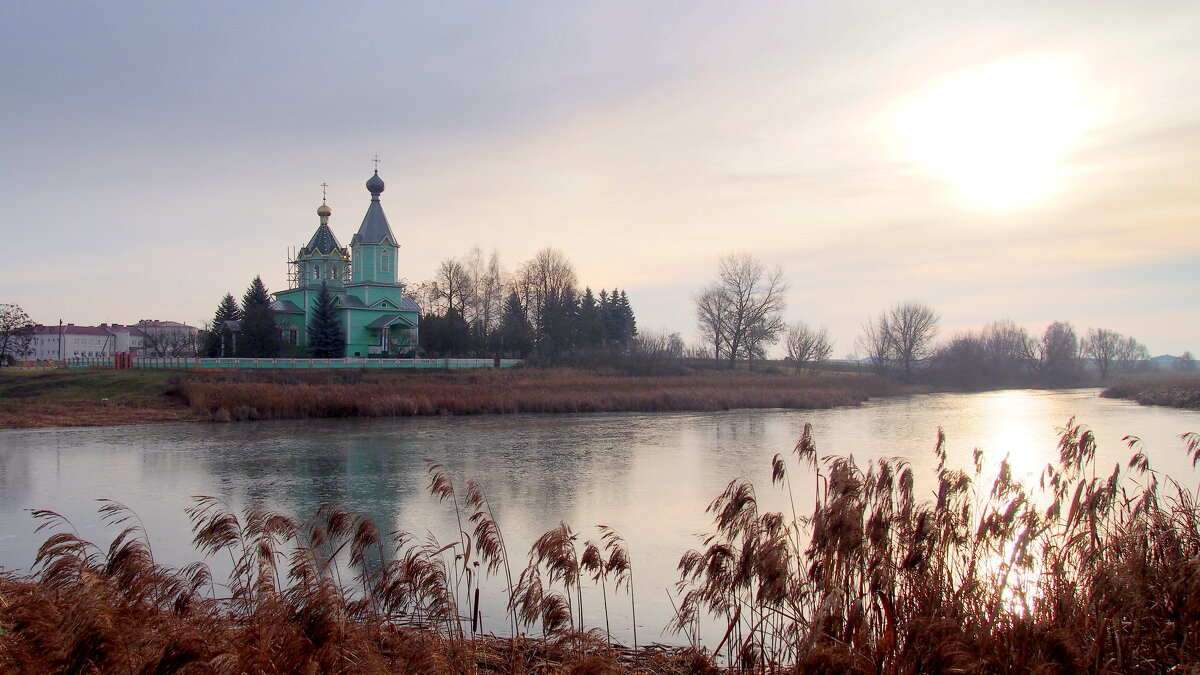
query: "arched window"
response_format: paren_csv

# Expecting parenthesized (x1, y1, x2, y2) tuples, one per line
(329, 266, 336, 279)
(380, 250, 389, 272)
(313, 264, 320, 280)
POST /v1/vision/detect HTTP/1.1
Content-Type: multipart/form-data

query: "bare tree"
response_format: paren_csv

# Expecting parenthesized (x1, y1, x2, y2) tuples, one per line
(465, 246, 506, 339)
(1115, 335, 1149, 373)
(1083, 328, 1121, 381)
(513, 247, 578, 334)
(1023, 321, 1080, 385)
(693, 283, 728, 361)
(694, 253, 788, 368)
(856, 314, 893, 375)
(1177, 351, 1196, 372)
(883, 302, 939, 380)
(431, 257, 474, 318)
(140, 328, 201, 357)
(0, 304, 36, 365)
(784, 321, 833, 374)
(981, 320, 1033, 376)
(135, 321, 201, 357)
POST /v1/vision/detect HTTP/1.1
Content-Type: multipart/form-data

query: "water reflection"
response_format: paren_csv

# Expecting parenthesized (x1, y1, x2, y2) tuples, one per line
(0, 389, 1195, 646)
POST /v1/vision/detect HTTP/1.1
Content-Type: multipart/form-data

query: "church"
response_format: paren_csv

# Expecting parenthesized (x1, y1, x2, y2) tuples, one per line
(272, 170, 421, 357)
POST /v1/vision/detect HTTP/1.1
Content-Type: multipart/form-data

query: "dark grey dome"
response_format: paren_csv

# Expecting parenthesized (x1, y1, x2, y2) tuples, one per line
(366, 171, 385, 197)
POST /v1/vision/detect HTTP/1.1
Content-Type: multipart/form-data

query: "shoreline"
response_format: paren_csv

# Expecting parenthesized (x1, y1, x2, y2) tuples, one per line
(5, 367, 1197, 431)
(1, 368, 914, 430)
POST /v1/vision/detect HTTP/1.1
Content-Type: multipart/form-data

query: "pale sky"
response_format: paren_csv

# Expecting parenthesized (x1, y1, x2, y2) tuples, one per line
(3, 1, 1197, 355)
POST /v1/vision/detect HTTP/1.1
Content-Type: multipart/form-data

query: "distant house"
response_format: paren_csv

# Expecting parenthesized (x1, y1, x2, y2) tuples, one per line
(1150, 354, 1182, 370)
(23, 324, 143, 361)
(136, 319, 200, 356)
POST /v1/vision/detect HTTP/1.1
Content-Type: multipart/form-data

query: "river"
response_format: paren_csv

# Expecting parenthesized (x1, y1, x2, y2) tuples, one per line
(1, 388, 1196, 646)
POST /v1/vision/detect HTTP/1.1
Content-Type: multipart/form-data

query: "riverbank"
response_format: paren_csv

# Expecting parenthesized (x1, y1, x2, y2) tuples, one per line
(1101, 374, 1200, 409)
(0, 369, 200, 428)
(0, 367, 914, 429)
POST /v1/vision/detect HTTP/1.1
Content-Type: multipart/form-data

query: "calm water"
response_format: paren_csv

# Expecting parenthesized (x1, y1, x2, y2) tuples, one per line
(1, 389, 1196, 645)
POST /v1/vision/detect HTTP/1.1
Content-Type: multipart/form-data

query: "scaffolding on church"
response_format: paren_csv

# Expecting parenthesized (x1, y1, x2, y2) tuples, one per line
(286, 246, 299, 289)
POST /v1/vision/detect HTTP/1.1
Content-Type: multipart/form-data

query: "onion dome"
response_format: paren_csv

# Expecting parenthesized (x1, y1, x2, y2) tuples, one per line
(354, 170, 396, 245)
(317, 202, 332, 218)
(366, 170, 385, 199)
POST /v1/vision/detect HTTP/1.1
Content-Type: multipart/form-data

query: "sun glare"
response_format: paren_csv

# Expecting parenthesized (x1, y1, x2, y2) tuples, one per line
(893, 56, 1100, 211)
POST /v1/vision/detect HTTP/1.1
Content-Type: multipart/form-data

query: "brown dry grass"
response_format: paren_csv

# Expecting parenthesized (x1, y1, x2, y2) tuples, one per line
(3, 423, 1199, 672)
(671, 421, 1200, 672)
(0, 480, 709, 674)
(178, 368, 908, 422)
(0, 397, 201, 429)
(1102, 373, 1200, 409)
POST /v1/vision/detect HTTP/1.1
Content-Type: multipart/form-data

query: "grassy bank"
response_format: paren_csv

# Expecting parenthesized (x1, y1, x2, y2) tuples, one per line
(0, 367, 910, 429)
(175, 368, 910, 422)
(1101, 373, 1200, 409)
(0, 369, 198, 428)
(3, 423, 1198, 672)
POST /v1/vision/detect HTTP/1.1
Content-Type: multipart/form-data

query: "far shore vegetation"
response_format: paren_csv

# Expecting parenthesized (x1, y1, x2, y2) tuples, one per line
(0, 366, 913, 429)
(2, 358, 1197, 430)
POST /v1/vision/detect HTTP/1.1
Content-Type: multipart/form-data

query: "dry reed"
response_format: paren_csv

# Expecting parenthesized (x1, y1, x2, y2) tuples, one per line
(4, 420, 1197, 672)
(1102, 373, 1200, 409)
(672, 419, 1200, 672)
(176, 369, 907, 422)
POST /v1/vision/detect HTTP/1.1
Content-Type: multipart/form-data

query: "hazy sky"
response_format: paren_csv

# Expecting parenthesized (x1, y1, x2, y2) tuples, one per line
(3, 1, 1197, 355)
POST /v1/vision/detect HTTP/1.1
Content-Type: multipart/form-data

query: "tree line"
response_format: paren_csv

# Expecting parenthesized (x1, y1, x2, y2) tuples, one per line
(195, 246, 642, 363)
(203, 276, 282, 358)
(690, 252, 1189, 386)
(415, 246, 638, 364)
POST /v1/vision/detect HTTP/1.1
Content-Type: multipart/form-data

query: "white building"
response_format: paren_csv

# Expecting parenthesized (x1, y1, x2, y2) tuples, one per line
(26, 324, 119, 361)
(136, 319, 200, 357)
(20, 320, 197, 362)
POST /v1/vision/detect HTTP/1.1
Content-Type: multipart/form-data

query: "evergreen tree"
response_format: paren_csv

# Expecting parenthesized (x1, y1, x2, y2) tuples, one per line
(237, 276, 281, 358)
(419, 309, 470, 357)
(575, 287, 603, 351)
(596, 288, 637, 352)
(616, 290, 637, 344)
(205, 293, 240, 357)
(538, 287, 578, 362)
(496, 291, 532, 358)
(306, 281, 345, 357)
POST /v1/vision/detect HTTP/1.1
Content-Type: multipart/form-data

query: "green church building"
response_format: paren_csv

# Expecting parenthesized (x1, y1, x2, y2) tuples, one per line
(272, 171, 421, 357)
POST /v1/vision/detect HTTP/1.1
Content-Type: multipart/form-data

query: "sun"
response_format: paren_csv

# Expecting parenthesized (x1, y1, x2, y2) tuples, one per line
(892, 55, 1100, 211)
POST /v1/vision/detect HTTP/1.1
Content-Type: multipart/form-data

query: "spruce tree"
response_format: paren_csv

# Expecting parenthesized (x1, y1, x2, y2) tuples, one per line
(538, 287, 577, 362)
(237, 276, 281, 358)
(205, 293, 240, 357)
(617, 290, 637, 343)
(496, 291, 532, 358)
(599, 288, 637, 350)
(306, 281, 345, 357)
(575, 287, 602, 351)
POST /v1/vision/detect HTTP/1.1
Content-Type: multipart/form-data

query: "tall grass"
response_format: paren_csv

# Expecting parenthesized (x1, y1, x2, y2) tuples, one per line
(0, 464, 687, 674)
(176, 369, 908, 422)
(3, 422, 1197, 672)
(1102, 373, 1200, 409)
(672, 421, 1200, 672)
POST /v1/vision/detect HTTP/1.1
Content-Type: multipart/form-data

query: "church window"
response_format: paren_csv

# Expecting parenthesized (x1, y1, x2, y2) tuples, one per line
(331, 266, 337, 279)
(380, 250, 389, 272)
(313, 265, 320, 280)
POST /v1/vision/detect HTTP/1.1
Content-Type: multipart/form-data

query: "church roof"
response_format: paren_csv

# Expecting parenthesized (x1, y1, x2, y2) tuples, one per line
(365, 314, 418, 329)
(270, 300, 305, 314)
(334, 294, 366, 308)
(354, 171, 397, 245)
(300, 224, 348, 257)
